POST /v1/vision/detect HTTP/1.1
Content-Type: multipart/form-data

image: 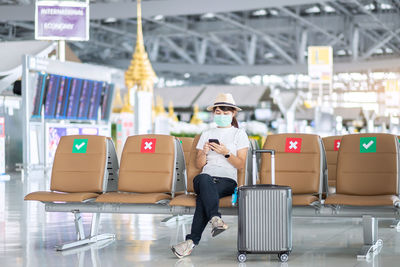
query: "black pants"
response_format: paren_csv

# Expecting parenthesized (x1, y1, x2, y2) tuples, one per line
(185, 173, 237, 245)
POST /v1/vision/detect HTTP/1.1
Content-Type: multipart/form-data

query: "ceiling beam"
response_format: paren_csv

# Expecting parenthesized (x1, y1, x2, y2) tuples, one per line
(209, 33, 244, 64)
(196, 39, 208, 64)
(361, 28, 400, 59)
(162, 37, 195, 64)
(247, 34, 258, 65)
(298, 29, 307, 63)
(352, 26, 359, 60)
(150, 37, 160, 61)
(0, 0, 332, 21)
(352, 0, 400, 44)
(277, 6, 346, 45)
(147, 18, 243, 64)
(214, 14, 296, 64)
(109, 56, 400, 76)
(359, 28, 400, 54)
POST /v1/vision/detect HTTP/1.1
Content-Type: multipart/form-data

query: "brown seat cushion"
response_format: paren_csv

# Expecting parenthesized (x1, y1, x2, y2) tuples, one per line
(325, 194, 400, 206)
(95, 192, 171, 204)
(24, 191, 99, 202)
(178, 137, 194, 170)
(336, 133, 398, 196)
(170, 193, 318, 207)
(186, 135, 202, 193)
(169, 194, 234, 208)
(24, 135, 108, 203)
(292, 195, 319, 206)
(322, 136, 342, 188)
(118, 134, 175, 193)
(50, 135, 107, 193)
(260, 134, 322, 194)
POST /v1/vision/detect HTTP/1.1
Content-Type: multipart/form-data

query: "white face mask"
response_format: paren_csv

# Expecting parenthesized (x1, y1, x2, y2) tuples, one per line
(214, 114, 232, 127)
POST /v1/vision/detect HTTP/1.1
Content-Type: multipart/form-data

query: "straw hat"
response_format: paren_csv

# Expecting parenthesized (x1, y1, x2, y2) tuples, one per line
(206, 93, 242, 111)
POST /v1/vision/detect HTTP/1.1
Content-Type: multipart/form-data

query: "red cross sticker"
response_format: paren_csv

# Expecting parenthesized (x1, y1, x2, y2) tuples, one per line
(334, 139, 341, 151)
(285, 138, 302, 153)
(141, 138, 156, 153)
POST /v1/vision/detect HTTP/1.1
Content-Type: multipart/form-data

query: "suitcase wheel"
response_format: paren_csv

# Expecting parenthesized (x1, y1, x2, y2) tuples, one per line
(237, 253, 247, 263)
(278, 253, 289, 262)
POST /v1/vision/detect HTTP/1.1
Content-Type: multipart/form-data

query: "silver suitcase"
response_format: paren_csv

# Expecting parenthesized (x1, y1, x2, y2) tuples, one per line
(237, 149, 292, 263)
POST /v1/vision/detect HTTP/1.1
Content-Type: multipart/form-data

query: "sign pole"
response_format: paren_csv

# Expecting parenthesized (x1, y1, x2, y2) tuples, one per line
(58, 40, 66, 62)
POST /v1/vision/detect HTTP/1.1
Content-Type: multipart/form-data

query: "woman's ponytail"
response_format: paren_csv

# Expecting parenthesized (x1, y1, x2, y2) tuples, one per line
(232, 116, 239, 128)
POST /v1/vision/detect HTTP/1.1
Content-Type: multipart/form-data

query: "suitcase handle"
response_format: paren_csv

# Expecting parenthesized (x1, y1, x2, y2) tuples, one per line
(252, 149, 276, 185)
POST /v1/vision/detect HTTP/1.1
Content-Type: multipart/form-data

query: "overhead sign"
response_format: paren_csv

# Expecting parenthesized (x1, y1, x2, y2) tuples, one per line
(384, 80, 400, 107)
(308, 46, 333, 83)
(35, 1, 89, 41)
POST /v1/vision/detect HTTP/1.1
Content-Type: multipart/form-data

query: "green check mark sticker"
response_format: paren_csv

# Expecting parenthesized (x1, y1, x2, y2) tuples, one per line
(72, 139, 88, 153)
(360, 137, 376, 153)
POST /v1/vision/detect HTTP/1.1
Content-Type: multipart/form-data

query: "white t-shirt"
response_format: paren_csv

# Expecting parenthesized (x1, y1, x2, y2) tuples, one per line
(196, 126, 249, 182)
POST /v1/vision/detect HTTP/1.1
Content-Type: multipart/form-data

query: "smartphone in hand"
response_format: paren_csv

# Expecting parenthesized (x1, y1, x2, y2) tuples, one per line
(208, 139, 220, 145)
(208, 139, 220, 151)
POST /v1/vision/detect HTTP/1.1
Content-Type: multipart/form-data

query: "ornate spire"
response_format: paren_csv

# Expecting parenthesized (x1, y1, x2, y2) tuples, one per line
(124, 0, 157, 92)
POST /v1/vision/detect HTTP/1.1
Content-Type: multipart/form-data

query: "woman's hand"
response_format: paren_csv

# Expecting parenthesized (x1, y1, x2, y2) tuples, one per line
(209, 142, 229, 155)
(203, 142, 211, 154)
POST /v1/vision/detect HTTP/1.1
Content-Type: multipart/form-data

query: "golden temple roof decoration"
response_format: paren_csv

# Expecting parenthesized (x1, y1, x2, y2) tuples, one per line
(124, 0, 157, 92)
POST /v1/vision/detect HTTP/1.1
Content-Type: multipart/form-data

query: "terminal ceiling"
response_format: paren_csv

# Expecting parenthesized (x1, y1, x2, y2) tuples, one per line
(0, 0, 399, 85)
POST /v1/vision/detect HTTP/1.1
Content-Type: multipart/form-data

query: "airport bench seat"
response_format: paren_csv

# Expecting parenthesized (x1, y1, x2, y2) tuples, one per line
(24, 135, 118, 251)
(25, 191, 99, 202)
(178, 137, 195, 170)
(95, 134, 181, 204)
(325, 133, 400, 208)
(24, 135, 110, 203)
(169, 193, 233, 208)
(96, 192, 171, 204)
(259, 133, 325, 206)
(325, 194, 400, 206)
(170, 193, 319, 208)
(322, 135, 342, 189)
(292, 194, 319, 206)
(322, 133, 400, 259)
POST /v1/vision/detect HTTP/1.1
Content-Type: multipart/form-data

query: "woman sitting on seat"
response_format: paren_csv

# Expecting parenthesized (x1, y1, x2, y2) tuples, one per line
(172, 93, 249, 258)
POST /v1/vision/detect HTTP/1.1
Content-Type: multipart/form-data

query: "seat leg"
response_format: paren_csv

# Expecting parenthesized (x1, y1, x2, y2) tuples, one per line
(55, 212, 115, 251)
(390, 219, 400, 231)
(74, 211, 86, 240)
(169, 216, 191, 246)
(357, 215, 383, 260)
(161, 214, 193, 225)
(161, 215, 179, 224)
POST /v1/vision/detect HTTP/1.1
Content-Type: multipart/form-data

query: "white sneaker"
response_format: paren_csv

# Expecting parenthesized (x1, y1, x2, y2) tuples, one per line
(171, 239, 195, 259)
(210, 216, 228, 237)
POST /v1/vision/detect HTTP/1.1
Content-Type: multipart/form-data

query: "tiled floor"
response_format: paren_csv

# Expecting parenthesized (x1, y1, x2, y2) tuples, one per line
(1, 171, 400, 267)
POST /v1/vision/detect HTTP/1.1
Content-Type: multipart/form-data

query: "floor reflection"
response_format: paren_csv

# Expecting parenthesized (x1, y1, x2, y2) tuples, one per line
(0, 171, 399, 266)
